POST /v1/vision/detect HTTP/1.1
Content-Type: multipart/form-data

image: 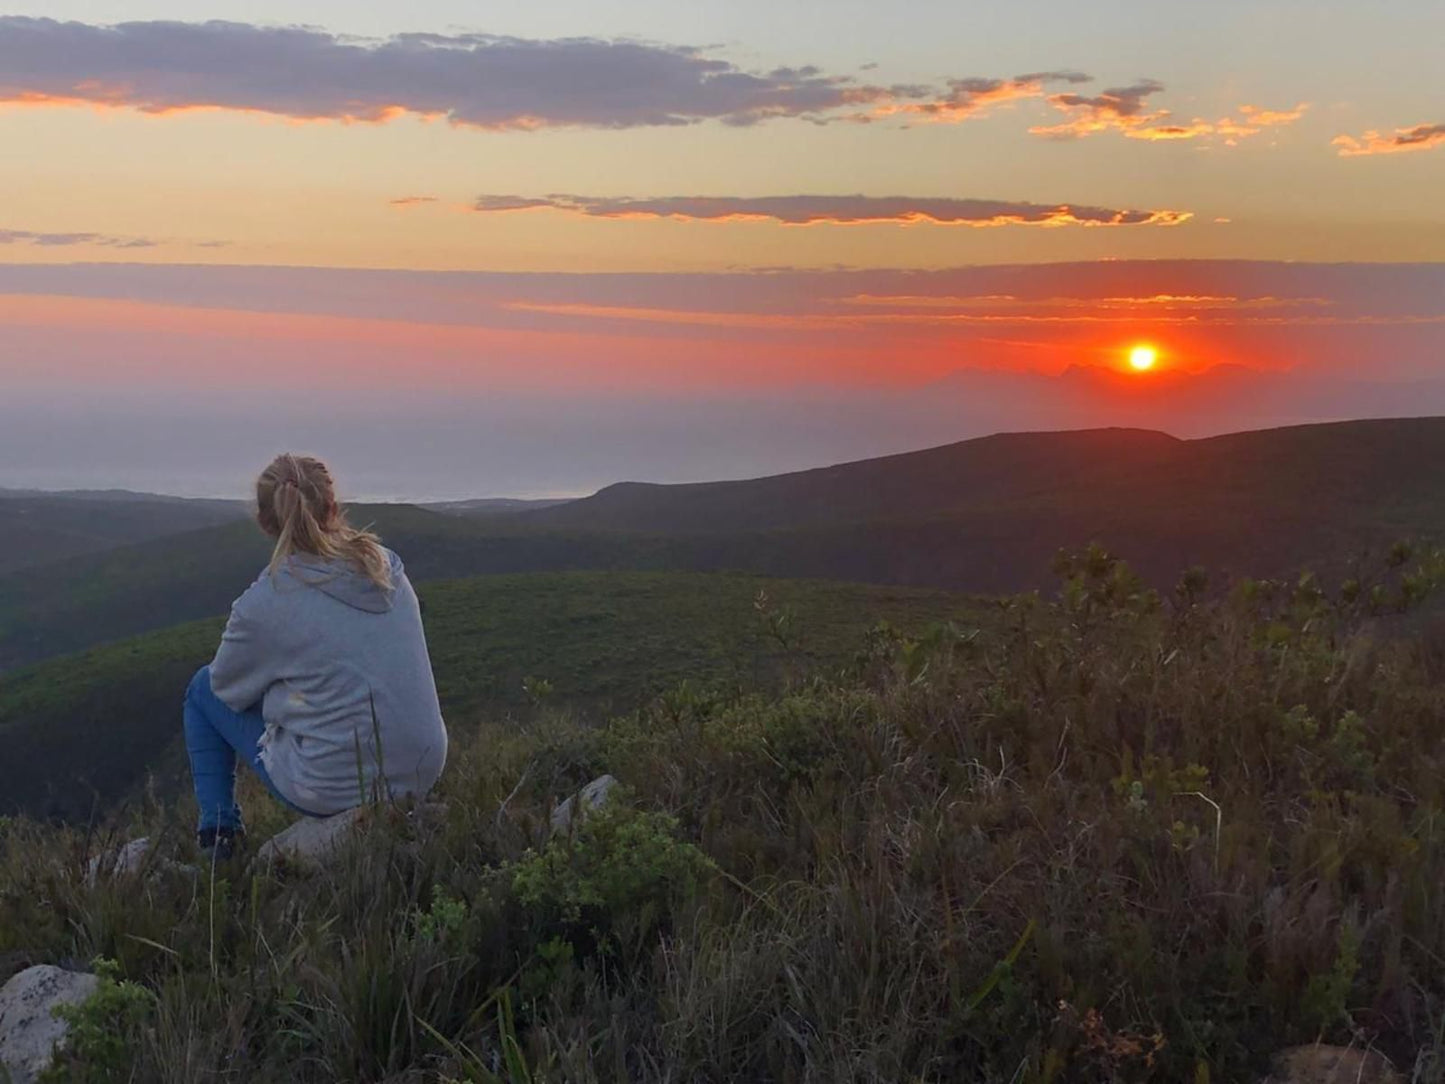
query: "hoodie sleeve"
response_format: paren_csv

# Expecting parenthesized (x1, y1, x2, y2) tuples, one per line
(209, 589, 278, 713)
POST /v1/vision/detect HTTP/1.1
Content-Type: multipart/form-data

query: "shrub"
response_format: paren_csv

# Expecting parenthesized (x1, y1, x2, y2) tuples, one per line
(41, 957, 152, 1083)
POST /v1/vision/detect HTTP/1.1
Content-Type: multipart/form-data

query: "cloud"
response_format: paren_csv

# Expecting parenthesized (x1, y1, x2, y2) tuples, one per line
(1333, 122, 1445, 157)
(1030, 81, 1307, 144)
(470, 193, 1192, 227)
(0, 17, 1317, 155)
(0, 227, 157, 248)
(841, 294, 1335, 312)
(1030, 79, 1168, 138)
(873, 70, 1091, 124)
(390, 195, 439, 207)
(506, 300, 1429, 331)
(0, 16, 942, 130)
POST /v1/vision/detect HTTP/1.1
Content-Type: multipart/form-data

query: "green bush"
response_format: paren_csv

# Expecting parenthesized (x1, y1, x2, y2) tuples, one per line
(41, 958, 152, 1084)
(511, 803, 714, 958)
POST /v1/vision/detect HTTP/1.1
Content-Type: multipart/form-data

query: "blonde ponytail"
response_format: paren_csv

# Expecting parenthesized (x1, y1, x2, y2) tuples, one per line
(255, 454, 392, 590)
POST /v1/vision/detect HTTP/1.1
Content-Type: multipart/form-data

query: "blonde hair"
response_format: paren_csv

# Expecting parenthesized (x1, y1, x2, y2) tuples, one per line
(255, 454, 392, 590)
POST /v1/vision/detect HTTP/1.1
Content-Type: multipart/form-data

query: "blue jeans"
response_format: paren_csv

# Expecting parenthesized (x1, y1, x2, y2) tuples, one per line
(183, 666, 312, 831)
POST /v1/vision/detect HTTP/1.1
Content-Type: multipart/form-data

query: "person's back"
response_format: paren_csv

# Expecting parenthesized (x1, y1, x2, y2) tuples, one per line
(182, 453, 447, 858)
(209, 548, 447, 815)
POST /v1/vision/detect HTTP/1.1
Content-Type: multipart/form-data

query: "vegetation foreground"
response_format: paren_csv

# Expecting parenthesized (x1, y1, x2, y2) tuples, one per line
(3, 550, 1445, 1082)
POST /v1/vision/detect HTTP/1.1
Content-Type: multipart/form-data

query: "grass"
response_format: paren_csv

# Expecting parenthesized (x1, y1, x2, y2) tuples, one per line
(0, 571, 970, 821)
(3, 549, 1445, 1080)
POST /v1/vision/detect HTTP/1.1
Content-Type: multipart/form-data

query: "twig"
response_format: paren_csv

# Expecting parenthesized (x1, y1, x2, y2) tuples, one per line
(1180, 791, 1223, 872)
(495, 762, 534, 831)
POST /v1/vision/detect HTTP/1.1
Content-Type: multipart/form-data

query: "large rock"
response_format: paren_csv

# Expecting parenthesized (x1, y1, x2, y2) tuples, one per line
(255, 806, 370, 870)
(1263, 1045, 1402, 1083)
(550, 775, 619, 834)
(253, 801, 448, 871)
(0, 965, 99, 1084)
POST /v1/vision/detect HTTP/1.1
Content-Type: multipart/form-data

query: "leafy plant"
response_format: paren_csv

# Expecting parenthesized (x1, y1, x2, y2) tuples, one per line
(40, 958, 152, 1084)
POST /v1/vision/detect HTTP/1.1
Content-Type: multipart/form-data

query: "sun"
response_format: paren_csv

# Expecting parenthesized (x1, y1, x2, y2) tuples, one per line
(1128, 345, 1158, 372)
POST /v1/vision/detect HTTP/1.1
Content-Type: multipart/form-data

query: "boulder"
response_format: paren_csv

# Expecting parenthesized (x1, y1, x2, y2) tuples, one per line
(255, 806, 370, 870)
(0, 965, 99, 1084)
(1263, 1044, 1401, 1084)
(254, 800, 449, 872)
(550, 774, 619, 834)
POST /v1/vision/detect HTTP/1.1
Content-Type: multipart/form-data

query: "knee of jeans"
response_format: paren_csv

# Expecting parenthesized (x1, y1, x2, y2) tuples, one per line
(185, 665, 212, 705)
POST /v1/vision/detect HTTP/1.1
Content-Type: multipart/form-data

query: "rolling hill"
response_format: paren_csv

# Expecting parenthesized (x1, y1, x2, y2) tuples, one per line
(0, 570, 970, 821)
(0, 490, 247, 575)
(4, 418, 1443, 673)
(0, 503, 673, 672)
(524, 417, 1445, 539)
(516, 416, 1445, 586)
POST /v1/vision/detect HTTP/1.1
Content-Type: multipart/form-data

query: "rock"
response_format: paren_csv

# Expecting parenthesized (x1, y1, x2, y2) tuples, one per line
(85, 838, 198, 884)
(550, 774, 619, 834)
(254, 800, 449, 872)
(255, 806, 371, 870)
(1263, 1044, 1402, 1083)
(0, 965, 99, 1084)
(85, 837, 151, 883)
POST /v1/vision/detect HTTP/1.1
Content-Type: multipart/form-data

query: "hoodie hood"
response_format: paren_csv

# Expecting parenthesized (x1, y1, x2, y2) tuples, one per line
(283, 549, 403, 614)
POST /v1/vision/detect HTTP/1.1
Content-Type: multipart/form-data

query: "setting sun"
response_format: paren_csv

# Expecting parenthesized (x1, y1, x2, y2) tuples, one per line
(1128, 345, 1159, 372)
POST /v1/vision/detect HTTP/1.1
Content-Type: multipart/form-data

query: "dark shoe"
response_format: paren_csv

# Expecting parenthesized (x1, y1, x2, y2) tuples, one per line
(197, 826, 246, 863)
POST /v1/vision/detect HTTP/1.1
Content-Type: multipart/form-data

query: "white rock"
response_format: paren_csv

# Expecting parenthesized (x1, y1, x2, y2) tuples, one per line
(0, 965, 99, 1084)
(255, 806, 370, 870)
(550, 775, 619, 834)
(85, 837, 151, 883)
(86, 838, 197, 884)
(253, 801, 448, 872)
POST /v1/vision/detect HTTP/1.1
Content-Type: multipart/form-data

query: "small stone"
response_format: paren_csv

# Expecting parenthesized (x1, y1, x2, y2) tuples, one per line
(1263, 1044, 1401, 1084)
(550, 774, 619, 834)
(255, 806, 371, 870)
(0, 965, 100, 1084)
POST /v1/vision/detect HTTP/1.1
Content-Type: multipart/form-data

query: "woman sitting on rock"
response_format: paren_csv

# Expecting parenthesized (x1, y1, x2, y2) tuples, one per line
(182, 454, 448, 859)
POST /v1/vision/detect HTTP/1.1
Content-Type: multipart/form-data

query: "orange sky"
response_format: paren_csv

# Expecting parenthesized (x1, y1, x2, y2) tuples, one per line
(0, 6, 1441, 495)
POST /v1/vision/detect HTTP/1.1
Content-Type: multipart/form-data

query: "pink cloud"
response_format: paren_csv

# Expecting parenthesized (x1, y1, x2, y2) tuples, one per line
(470, 193, 1191, 227)
(1030, 83, 1308, 146)
(1333, 122, 1445, 157)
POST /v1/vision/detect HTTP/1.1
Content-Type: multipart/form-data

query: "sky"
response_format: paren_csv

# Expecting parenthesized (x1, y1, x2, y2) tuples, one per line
(1, 2, 1442, 498)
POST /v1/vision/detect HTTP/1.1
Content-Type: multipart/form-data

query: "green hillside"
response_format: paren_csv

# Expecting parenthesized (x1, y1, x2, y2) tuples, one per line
(0, 492, 246, 575)
(0, 570, 969, 821)
(0, 504, 669, 671)
(7, 418, 1445, 674)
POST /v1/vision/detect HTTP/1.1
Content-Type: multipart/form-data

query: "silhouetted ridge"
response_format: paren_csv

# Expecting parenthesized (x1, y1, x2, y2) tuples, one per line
(527, 427, 1185, 534)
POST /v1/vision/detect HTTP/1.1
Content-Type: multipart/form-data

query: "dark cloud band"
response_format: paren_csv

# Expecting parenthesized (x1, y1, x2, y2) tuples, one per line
(469, 194, 1191, 227)
(0, 227, 156, 248)
(0, 16, 940, 130)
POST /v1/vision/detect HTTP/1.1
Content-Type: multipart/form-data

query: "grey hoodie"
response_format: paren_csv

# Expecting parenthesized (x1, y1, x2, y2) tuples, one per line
(208, 548, 448, 815)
